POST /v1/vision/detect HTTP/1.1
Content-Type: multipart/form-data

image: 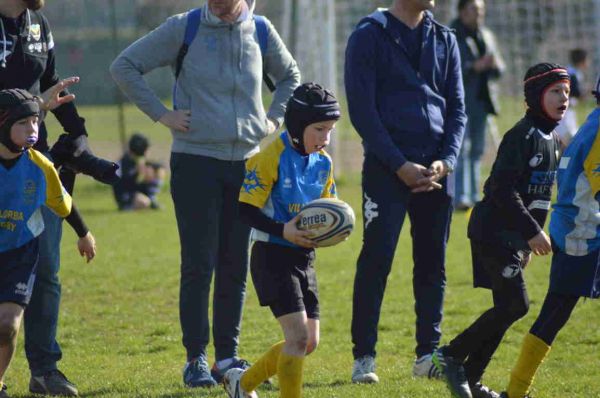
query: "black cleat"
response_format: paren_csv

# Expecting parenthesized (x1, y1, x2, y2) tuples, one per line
(432, 349, 472, 398)
(471, 382, 500, 398)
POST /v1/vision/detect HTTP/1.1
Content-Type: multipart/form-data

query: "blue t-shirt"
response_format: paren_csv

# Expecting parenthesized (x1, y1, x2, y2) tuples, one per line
(385, 11, 423, 71)
(239, 132, 336, 247)
(0, 149, 72, 252)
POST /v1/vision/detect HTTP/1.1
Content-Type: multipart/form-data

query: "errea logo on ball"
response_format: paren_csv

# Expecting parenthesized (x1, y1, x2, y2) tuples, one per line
(300, 213, 328, 230)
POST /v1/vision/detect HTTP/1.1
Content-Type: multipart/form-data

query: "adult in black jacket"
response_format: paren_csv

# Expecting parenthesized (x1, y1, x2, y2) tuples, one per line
(451, 0, 504, 210)
(0, 1, 108, 396)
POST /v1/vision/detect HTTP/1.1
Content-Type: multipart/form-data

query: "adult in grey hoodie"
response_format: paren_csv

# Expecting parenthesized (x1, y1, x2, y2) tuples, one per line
(110, 0, 300, 388)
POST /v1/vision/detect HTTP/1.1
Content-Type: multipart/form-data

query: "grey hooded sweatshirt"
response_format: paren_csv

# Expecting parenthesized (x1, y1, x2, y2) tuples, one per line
(110, 1, 300, 161)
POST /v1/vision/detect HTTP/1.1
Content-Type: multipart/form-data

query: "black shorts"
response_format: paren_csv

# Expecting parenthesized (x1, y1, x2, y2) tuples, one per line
(471, 239, 529, 291)
(0, 238, 39, 307)
(250, 241, 319, 319)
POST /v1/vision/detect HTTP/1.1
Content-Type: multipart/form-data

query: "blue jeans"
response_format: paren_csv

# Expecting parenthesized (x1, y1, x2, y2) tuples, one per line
(455, 105, 489, 206)
(351, 154, 452, 358)
(24, 205, 63, 376)
(170, 153, 250, 362)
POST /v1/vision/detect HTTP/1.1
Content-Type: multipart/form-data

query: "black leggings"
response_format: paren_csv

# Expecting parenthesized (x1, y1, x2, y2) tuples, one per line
(445, 283, 529, 385)
(530, 291, 579, 345)
(444, 242, 530, 385)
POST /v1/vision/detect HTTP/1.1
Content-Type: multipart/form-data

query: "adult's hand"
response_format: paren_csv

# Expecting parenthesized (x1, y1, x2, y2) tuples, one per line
(397, 161, 442, 193)
(428, 160, 448, 179)
(39, 76, 80, 111)
(528, 230, 551, 256)
(411, 159, 447, 193)
(159, 110, 191, 132)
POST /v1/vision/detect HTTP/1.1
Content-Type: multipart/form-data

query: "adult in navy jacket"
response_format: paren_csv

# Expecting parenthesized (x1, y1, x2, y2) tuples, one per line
(346, 0, 466, 384)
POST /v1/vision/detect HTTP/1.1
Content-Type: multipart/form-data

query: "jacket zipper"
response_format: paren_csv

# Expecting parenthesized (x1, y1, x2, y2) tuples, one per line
(230, 24, 238, 161)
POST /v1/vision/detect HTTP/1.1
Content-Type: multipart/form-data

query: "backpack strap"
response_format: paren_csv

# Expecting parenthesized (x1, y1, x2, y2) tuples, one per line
(254, 15, 269, 55)
(254, 15, 276, 93)
(173, 8, 201, 109)
(174, 9, 274, 109)
(175, 8, 202, 80)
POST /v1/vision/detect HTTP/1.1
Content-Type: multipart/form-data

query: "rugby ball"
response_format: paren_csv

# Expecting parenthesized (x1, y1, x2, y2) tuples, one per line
(297, 198, 355, 247)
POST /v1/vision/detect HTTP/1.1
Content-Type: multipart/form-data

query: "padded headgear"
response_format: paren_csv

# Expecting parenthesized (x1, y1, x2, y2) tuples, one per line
(284, 83, 341, 155)
(524, 62, 570, 121)
(0, 88, 40, 153)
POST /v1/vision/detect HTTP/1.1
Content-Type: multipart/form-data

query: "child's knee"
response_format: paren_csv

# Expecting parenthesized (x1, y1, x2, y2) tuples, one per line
(287, 329, 309, 354)
(0, 314, 20, 344)
(305, 336, 319, 355)
(502, 298, 530, 322)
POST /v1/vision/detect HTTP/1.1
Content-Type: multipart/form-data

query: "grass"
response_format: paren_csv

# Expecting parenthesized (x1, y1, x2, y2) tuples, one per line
(4, 101, 599, 397)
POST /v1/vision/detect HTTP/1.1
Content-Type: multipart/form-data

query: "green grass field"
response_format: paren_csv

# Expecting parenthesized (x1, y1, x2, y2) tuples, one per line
(5, 101, 600, 397)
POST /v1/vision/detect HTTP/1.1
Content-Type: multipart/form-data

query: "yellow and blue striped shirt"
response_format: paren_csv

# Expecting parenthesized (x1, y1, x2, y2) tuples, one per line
(550, 108, 600, 256)
(240, 132, 336, 247)
(0, 149, 72, 252)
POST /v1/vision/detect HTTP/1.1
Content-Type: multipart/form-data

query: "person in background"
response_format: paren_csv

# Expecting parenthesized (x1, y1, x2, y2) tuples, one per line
(451, 0, 505, 210)
(113, 133, 165, 211)
(556, 48, 589, 148)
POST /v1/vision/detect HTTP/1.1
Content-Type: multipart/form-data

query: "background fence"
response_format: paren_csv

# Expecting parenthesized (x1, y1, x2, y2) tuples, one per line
(45, 0, 600, 103)
(42, 0, 600, 170)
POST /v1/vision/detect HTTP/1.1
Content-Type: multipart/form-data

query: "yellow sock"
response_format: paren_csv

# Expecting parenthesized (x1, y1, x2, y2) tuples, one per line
(240, 341, 284, 393)
(277, 350, 305, 398)
(507, 333, 551, 398)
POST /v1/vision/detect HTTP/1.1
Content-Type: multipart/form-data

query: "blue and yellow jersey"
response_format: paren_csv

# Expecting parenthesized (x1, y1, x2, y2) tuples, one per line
(0, 149, 72, 252)
(239, 132, 336, 247)
(550, 108, 600, 256)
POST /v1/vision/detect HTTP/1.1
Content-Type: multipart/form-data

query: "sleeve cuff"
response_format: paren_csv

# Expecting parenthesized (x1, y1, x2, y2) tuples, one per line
(390, 155, 408, 174)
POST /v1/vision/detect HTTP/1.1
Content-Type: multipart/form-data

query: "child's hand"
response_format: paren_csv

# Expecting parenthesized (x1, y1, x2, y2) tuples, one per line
(78, 232, 97, 263)
(283, 213, 318, 249)
(527, 231, 551, 256)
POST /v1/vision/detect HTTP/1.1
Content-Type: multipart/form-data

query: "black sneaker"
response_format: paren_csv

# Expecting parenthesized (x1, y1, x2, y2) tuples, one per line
(0, 383, 9, 398)
(29, 369, 78, 396)
(432, 349, 472, 398)
(471, 382, 500, 398)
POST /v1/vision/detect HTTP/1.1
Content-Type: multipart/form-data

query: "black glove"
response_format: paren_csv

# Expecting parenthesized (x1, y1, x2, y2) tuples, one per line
(50, 134, 120, 185)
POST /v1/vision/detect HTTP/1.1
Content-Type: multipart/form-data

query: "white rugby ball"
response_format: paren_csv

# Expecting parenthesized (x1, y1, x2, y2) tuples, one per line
(297, 198, 355, 247)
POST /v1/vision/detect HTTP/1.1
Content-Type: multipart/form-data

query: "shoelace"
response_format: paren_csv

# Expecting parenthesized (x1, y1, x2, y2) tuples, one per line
(194, 360, 211, 374)
(357, 357, 375, 373)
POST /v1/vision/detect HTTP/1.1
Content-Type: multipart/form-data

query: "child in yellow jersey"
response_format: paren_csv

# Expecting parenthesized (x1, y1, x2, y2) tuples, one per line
(222, 83, 341, 398)
(0, 88, 95, 398)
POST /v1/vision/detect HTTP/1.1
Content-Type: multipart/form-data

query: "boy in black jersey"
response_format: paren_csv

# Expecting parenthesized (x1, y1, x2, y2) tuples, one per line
(432, 63, 570, 398)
